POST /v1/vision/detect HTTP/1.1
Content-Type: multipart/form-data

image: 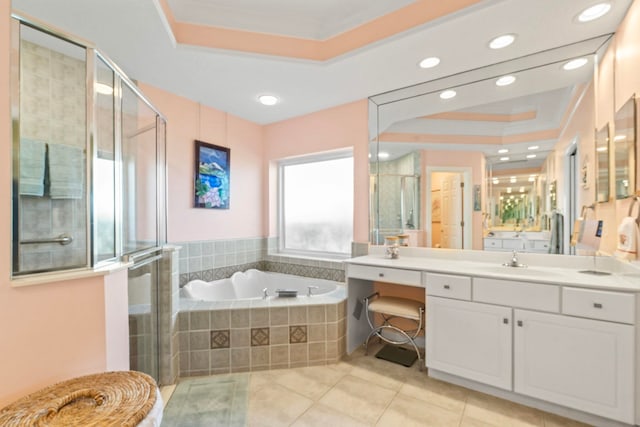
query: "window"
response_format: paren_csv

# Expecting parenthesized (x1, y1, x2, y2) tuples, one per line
(279, 150, 353, 257)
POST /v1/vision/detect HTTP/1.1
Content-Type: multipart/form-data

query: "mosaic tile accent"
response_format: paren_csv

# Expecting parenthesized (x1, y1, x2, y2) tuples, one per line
(289, 325, 307, 344)
(251, 328, 270, 347)
(210, 330, 230, 349)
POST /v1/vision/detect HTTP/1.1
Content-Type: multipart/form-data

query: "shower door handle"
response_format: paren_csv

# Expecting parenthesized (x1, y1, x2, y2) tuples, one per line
(21, 233, 73, 246)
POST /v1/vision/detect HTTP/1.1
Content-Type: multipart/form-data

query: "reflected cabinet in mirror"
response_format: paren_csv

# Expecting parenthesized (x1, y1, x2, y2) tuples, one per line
(595, 123, 610, 203)
(369, 36, 613, 252)
(614, 95, 636, 199)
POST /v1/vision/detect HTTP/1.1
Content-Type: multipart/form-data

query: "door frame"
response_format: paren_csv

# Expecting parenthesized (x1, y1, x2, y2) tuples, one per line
(425, 166, 473, 249)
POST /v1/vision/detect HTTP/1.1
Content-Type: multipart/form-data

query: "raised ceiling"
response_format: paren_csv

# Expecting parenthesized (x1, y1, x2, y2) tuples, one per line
(11, 0, 634, 125)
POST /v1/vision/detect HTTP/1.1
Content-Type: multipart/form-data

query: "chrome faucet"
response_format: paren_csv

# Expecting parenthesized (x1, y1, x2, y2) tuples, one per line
(307, 285, 319, 297)
(503, 250, 527, 268)
(262, 288, 268, 299)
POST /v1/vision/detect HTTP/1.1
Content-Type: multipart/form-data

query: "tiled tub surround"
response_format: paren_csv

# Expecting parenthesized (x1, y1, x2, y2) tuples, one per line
(178, 296, 347, 376)
(174, 237, 351, 286)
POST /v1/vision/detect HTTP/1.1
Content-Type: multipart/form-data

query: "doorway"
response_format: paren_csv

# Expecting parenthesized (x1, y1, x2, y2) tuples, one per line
(426, 167, 472, 249)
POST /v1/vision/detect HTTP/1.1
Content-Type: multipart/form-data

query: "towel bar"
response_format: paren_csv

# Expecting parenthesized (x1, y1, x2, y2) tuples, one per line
(20, 233, 73, 246)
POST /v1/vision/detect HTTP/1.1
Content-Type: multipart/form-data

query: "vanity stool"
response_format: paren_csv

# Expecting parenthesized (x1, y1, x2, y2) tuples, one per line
(363, 292, 424, 370)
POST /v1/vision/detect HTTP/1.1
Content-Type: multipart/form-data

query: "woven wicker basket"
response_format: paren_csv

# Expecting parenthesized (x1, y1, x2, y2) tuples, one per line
(0, 371, 157, 426)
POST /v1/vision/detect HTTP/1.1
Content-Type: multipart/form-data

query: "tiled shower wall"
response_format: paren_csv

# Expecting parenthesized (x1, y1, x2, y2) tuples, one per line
(18, 40, 87, 272)
(172, 237, 367, 286)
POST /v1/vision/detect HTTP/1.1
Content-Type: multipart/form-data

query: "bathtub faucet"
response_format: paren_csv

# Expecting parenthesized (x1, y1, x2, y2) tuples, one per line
(262, 288, 268, 299)
(307, 285, 319, 297)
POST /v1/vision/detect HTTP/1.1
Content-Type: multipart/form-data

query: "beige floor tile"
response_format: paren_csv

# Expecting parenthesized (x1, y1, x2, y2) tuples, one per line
(248, 383, 313, 427)
(248, 369, 279, 393)
(292, 403, 370, 427)
(376, 394, 462, 427)
(159, 384, 176, 408)
(463, 391, 545, 427)
(543, 412, 594, 427)
(319, 375, 397, 424)
(398, 373, 469, 412)
(275, 365, 347, 400)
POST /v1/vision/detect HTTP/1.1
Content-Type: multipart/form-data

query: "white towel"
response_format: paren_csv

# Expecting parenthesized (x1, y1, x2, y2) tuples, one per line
(48, 143, 84, 199)
(614, 217, 639, 261)
(19, 138, 46, 196)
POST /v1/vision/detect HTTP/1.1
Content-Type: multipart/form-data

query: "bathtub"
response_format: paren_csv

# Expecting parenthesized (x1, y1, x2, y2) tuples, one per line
(178, 269, 347, 375)
(182, 269, 340, 301)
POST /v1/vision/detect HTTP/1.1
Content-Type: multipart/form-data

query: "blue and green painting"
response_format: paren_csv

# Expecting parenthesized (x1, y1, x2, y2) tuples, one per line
(195, 143, 229, 209)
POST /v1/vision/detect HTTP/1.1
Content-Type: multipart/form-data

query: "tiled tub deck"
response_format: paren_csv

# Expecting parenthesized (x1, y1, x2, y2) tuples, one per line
(178, 292, 347, 376)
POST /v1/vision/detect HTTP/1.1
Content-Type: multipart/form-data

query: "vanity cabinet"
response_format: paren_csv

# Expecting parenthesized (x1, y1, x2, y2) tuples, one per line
(426, 296, 512, 390)
(513, 309, 634, 423)
(425, 274, 637, 424)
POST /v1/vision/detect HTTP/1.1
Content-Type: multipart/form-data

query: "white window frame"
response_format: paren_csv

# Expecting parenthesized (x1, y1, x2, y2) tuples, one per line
(277, 149, 354, 259)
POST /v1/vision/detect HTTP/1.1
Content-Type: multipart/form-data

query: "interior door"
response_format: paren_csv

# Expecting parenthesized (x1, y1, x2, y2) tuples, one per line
(441, 173, 463, 249)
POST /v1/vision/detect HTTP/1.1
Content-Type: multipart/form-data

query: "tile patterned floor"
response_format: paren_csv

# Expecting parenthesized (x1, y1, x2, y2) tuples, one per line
(162, 344, 592, 427)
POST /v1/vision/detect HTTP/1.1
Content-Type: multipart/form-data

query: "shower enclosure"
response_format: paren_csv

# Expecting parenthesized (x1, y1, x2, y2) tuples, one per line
(370, 151, 421, 245)
(10, 14, 167, 382)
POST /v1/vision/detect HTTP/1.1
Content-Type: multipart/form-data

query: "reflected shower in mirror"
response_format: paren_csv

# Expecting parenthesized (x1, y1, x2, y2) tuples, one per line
(369, 36, 612, 251)
(595, 123, 610, 203)
(613, 95, 636, 199)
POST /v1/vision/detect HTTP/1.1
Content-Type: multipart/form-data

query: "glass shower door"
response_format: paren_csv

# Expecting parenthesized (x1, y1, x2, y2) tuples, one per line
(121, 81, 162, 381)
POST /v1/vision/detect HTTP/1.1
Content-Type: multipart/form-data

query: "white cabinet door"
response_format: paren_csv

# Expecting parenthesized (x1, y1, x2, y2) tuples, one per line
(427, 297, 512, 390)
(514, 309, 635, 424)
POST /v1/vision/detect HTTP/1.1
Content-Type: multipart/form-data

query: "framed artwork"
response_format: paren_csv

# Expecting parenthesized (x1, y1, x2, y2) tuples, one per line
(473, 184, 481, 211)
(194, 140, 230, 209)
(431, 190, 441, 222)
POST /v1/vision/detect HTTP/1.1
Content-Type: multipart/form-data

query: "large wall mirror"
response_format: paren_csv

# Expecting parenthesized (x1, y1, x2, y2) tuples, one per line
(613, 95, 636, 199)
(369, 36, 612, 252)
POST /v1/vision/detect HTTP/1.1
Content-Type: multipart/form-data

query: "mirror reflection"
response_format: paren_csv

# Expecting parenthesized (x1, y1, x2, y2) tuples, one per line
(369, 37, 610, 252)
(613, 95, 636, 199)
(595, 123, 610, 203)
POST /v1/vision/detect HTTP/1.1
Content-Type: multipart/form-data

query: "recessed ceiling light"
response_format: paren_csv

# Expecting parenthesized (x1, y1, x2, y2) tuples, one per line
(578, 2, 611, 22)
(613, 134, 626, 141)
(498, 148, 509, 154)
(510, 176, 517, 183)
(489, 34, 516, 49)
(528, 145, 539, 150)
(258, 94, 279, 106)
(500, 156, 510, 161)
(378, 152, 390, 159)
(507, 188, 512, 193)
(440, 89, 457, 100)
(526, 154, 537, 159)
(528, 176, 536, 182)
(419, 57, 440, 69)
(563, 58, 588, 70)
(596, 146, 608, 152)
(496, 75, 516, 86)
(493, 178, 500, 184)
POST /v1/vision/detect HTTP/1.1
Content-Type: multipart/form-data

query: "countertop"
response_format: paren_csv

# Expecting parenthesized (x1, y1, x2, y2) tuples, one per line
(345, 249, 640, 292)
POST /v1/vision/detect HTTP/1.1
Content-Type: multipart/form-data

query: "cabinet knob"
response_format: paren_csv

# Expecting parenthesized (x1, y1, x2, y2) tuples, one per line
(593, 302, 603, 309)
(378, 273, 384, 278)
(517, 320, 523, 327)
(503, 318, 509, 324)
(443, 284, 450, 290)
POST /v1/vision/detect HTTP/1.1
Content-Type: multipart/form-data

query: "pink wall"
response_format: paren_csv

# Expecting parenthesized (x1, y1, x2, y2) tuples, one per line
(421, 150, 485, 250)
(139, 83, 264, 242)
(263, 100, 370, 243)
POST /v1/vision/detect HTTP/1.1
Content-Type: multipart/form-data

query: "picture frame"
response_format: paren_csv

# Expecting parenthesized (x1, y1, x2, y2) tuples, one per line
(194, 140, 230, 209)
(473, 184, 481, 211)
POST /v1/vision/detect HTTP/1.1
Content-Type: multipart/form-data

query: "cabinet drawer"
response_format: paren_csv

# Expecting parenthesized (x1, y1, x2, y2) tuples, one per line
(562, 287, 636, 324)
(474, 278, 559, 312)
(347, 264, 422, 287)
(502, 239, 524, 250)
(484, 238, 502, 249)
(426, 273, 471, 300)
(532, 240, 550, 251)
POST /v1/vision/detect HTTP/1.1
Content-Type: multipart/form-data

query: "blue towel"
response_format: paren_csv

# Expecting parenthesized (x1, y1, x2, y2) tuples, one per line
(48, 143, 84, 199)
(19, 138, 46, 196)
